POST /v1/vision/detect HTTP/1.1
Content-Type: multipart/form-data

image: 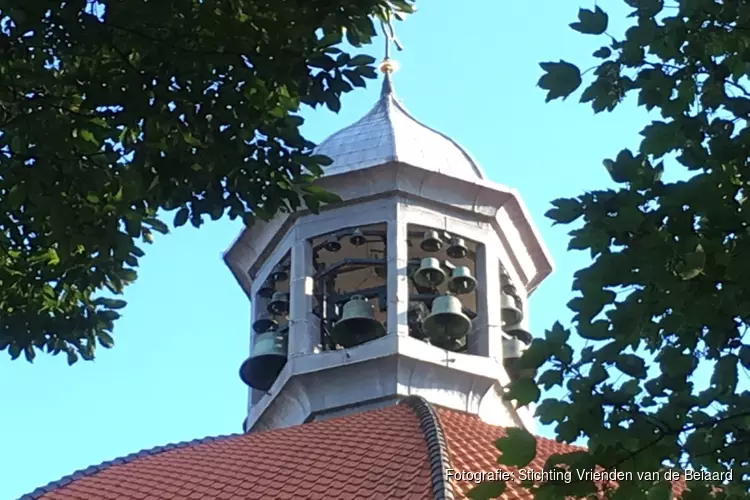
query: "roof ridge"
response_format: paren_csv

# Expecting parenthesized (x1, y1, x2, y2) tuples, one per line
(17, 433, 242, 500)
(399, 396, 455, 500)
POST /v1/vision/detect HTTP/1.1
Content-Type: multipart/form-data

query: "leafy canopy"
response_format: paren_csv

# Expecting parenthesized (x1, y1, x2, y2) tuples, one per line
(0, 0, 414, 364)
(471, 1, 749, 499)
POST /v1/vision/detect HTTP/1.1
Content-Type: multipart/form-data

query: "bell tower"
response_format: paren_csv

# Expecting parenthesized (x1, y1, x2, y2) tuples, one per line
(224, 54, 553, 433)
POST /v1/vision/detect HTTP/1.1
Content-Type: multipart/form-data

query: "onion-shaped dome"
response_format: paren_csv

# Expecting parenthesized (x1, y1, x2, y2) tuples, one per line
(315, 75, 486, 180)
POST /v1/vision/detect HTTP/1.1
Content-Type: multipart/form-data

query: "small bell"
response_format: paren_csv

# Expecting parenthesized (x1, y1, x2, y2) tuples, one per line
(502, 333, 534, 380)
(448, 266, 476, 295)
(257, 280, 275, 299)
(324, 238, 342, 252)
(252, 312, 278, 334)
(407, 302, 429, 339)
(412, 257, 446, 289)
(446, 237, 468, 259)
(501, 291, 523, 326)
(423, 295, 471, 343)
(420, 230, 442, 252)
(504, 325, 532, 345)
(330, 295, 386, 348)
(271, 264, 288, 282)
(267, 292, 290, 316)
(349, 228, 366, 246)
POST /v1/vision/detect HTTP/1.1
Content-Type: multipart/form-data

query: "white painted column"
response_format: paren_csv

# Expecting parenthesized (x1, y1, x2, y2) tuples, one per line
(386, 205, 409, 336)
(288, 237, 317, 356)
(473, 242, 503, 362)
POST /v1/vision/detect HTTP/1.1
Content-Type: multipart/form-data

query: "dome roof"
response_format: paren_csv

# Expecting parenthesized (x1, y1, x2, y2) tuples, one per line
(315, 75, 486, 180)
(21, 397, 686, 500)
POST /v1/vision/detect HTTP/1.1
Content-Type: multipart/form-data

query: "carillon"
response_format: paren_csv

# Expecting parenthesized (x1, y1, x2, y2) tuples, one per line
(228, 27, 553, 435)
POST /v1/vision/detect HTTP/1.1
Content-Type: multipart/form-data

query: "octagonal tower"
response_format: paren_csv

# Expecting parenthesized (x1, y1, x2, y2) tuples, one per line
(223, 66, 553, 434)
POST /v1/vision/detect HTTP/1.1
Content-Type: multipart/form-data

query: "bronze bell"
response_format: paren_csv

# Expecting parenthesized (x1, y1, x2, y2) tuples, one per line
(252, 311, 278, 334)
(349, 228, 366, 246)
(267, 292, 289, 316)
(446, 237, 468, 259)
(271, 264, 288, 282)
(412, 257, 446, 289)
(420, 230, 442, 252)
(448, 266, 476, 295)
(324, 238, 341, 252)
(502, 333, 534, 380)
(501, 291, 523, 326)
(330, 295, 386, 348)
(504, 325, 532, 345)
(239, 327, 288, 391)
(423, 295, 471, 344)
(257, 279, 275, 299)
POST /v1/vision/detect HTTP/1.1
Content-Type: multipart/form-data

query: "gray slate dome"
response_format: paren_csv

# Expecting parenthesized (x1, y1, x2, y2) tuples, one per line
(315, 75, 486, 180)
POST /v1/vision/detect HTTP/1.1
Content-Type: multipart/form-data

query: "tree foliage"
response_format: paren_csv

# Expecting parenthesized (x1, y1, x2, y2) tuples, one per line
(471, 1, 750, 498)
(0, 0, 414, 364)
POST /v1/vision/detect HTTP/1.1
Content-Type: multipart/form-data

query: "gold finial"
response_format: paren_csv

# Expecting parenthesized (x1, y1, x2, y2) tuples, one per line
(379, 58, 400, 75)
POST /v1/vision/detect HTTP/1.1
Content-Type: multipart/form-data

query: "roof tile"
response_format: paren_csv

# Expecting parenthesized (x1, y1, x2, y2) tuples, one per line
(31, 404, 433, 500)
(26, 398, 687, 500)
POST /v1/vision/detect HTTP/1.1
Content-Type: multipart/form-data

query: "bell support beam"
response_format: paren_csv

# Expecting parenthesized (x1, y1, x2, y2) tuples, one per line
(289, 238, 317, 357)
(387, 213, 409, 336)
(473, 242, 503, 362)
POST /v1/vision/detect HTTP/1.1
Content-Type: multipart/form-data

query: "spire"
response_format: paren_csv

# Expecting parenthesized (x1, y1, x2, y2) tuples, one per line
(378, 19, 402, 96)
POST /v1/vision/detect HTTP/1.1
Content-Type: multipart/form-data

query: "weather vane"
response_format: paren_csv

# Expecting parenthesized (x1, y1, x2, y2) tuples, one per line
(379, 18, 403, 75)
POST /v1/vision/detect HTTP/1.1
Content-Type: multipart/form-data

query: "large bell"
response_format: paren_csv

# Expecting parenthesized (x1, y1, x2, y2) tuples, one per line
(420, 230, 442, 252)
(257, 280, 275, 299)
(501, 292, 523, 326)
(446, 237, 468, 259)
(423, 295, 471, 343)
(448, 266, 476, 295)
(252, 312, 278, 334)
(330, 295, 385, 348)
(239, 328, 288, 391)
(267, 292, 289, 316)
(412, 257, 446, 289)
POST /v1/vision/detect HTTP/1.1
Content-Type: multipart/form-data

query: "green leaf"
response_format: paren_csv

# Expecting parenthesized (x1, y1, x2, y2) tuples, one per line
(593, 47, 611, 59)
(505, 377, 541, 406)
(348, 54, 376, 66)
(569, 6, 609, 35)
(174, 208, 190, 227)
(640, 121, 680, 158)
(615, 353, 647, 379)
(80, 129, 97, 145)
(495, 428, 537, 467)
(538, 368, 563, 389)
(678, 244, 706, 280)
(97, 331, 115, 348)
(538, 61, 582, 102)
(466, 481, 506, 500)
(711, 355, 738, 392)
(546, 198, 584, 224)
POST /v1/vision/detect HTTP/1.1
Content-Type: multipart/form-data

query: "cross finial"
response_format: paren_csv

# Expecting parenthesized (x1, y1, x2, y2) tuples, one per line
(378, 19, 403, 77)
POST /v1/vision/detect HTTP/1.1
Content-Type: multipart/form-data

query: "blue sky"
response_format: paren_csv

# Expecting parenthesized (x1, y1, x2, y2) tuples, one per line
(0, 2, 660, 498)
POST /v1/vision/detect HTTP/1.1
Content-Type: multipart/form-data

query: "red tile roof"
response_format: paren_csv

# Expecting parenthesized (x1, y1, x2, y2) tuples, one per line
(23, 397, 685, 500)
